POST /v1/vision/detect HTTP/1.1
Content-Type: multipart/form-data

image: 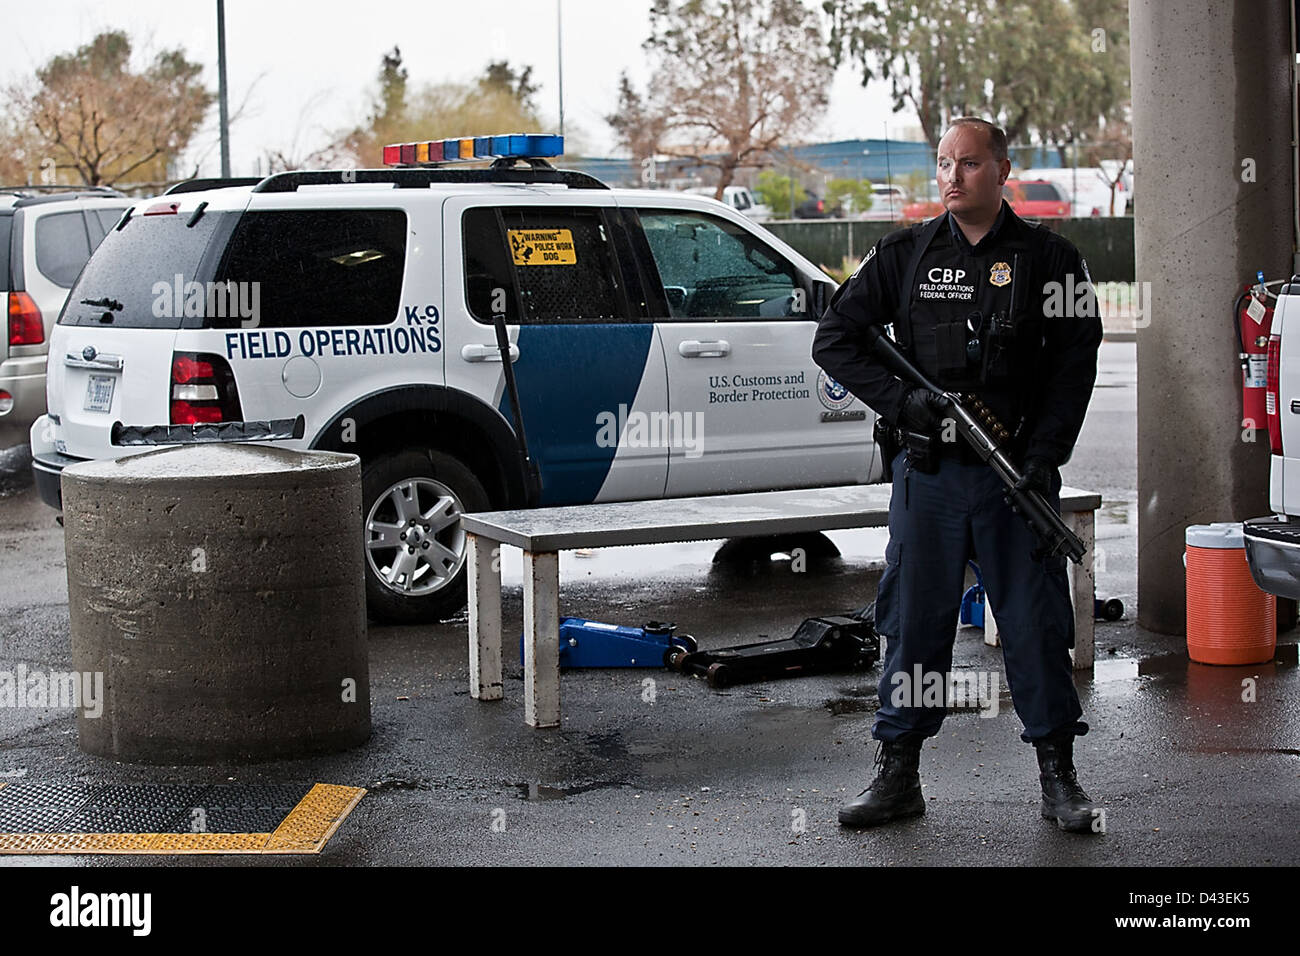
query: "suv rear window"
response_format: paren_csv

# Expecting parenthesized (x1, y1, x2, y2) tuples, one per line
(0, 214, 11, 290)
(35, 210, 92, 288)
(60, 210, 232, 329)
(212, 209, 407, 328)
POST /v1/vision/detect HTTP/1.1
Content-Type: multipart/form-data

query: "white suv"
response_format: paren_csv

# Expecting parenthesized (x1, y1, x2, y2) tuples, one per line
(31, 136, 880, 622)
(1, 187, 130, 446)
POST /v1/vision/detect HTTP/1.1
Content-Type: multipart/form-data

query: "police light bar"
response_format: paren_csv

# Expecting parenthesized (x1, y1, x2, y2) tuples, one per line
(382, 134, 563, 167)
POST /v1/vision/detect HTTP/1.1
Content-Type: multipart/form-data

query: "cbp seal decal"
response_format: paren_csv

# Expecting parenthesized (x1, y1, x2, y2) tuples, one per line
(817, 369, 854, 411)
(989, 261, 1012, 287)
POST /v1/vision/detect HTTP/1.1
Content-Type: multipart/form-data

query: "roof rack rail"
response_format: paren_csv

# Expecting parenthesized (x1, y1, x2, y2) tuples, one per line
(0, 184, 125, 197)
(252, 160, 608, 194)
(164, 177, 264, 195)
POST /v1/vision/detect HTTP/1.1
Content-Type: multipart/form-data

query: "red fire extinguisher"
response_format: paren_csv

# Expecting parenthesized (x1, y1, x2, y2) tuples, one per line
(1235, 274, 1282, 432)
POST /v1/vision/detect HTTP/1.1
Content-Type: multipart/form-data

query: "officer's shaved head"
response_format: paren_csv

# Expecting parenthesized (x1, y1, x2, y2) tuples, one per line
(945, 118, 1008, 163)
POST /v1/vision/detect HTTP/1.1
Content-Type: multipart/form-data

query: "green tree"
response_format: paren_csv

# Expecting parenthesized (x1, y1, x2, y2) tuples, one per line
(825, 0, 1129, 151)
(610, 0, 835, 195)
(754, 169, 807, 218)
(478, 60, 541, 112)
(342, 52, 546, 166)
(6, 30, 214, 186)
(825, 178, 874, 216)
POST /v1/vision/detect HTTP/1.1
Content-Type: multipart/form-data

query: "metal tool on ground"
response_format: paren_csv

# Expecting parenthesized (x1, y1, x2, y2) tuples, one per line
(667, 615, 879, 689)
(520, 618, 698, 668)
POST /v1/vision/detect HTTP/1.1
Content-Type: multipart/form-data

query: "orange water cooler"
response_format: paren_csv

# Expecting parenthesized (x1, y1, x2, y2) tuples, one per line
(1185, 523, 1276, 665)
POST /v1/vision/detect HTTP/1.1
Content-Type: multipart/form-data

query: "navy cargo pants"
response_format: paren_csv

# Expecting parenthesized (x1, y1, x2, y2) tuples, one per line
(873, 450, 1088, 744)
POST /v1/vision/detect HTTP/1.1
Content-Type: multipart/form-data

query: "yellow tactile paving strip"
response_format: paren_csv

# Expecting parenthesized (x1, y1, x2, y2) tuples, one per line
(0, 782, 366, 855)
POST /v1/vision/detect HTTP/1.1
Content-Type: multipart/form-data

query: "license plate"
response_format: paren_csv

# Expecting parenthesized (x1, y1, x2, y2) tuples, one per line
(83, 374, 115, 413)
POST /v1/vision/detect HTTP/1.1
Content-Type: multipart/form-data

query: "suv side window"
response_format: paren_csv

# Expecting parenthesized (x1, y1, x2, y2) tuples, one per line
(215, 209, 407, 328)
(35, 210, 92, 288)
(463, 207, 627, 325)
(635, 209, 801, 320)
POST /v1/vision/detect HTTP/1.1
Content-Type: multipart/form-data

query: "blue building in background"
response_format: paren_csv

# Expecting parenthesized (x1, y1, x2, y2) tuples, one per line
(565, 137, 1074, 190)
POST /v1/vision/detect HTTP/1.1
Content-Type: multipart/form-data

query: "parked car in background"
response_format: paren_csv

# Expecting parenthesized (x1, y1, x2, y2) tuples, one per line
(858, 184, 909, 221)
(1002, 179, 1071, 218)
(794, 192, 842, 219)
(1020, 167, 1118, 217)
(0, 186, 130, 447)
(685, 185, 772, 222)
(901, 182, 943, 222)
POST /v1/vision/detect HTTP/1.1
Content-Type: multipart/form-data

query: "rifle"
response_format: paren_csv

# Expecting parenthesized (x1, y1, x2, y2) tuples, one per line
(862, 323, 1086, 564)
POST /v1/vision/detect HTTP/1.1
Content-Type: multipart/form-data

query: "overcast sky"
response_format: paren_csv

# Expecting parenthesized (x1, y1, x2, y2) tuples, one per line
(1, 0, 919, 177)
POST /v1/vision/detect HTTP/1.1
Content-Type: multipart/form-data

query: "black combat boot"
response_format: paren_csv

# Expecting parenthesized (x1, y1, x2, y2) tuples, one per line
(838, 739, 925, 827)
(1035, 736, 1101, 834)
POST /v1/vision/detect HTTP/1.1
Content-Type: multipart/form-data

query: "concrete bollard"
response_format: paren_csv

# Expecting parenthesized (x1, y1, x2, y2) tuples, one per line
(62, 444, 370, 763)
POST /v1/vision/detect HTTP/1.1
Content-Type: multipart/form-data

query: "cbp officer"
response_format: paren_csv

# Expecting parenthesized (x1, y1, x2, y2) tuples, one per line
(812, 118, 1103, 833)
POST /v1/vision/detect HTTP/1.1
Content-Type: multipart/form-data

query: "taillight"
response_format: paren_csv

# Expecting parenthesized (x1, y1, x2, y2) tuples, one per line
(1266, 333, 1282, 454)
(170, 351, 242, 425)
(7, 292, 44, 346)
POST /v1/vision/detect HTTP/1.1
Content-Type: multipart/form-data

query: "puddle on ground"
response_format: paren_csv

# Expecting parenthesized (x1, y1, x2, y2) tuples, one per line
(515, 781, 630, 801)
(824, 696, 876, 716)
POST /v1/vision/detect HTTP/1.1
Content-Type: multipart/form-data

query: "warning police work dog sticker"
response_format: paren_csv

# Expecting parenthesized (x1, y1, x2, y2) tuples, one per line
(508, 228, 577, 266)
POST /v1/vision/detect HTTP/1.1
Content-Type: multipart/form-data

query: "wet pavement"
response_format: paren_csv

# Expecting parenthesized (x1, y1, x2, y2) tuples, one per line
(1, 341, 1297, 867)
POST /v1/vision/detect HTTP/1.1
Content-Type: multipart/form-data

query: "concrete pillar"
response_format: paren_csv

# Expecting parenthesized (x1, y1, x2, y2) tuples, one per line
(63, 445, 370, 763)
(1131, 0, 1294, 634)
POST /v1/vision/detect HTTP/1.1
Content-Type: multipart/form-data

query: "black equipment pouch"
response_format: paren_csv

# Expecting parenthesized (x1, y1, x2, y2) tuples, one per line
(873, 416, 900, 482)
(901, 429, 939, 474)
(934, 319, 969, 378)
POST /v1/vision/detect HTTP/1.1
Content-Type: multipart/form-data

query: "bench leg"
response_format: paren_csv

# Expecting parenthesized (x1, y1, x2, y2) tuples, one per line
(1067, 510, 1096, 673)
(523, 550, 561, 728)
(468, 534, 503, 701)
(983, 601, 1000, 647)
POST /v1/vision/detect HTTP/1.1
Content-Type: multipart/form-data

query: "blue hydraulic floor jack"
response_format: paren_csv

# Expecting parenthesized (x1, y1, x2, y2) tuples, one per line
(520, 619, 698, 668)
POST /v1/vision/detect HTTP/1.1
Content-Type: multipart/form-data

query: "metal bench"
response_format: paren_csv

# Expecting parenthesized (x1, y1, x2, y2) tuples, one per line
(462, 484, 1101, 728)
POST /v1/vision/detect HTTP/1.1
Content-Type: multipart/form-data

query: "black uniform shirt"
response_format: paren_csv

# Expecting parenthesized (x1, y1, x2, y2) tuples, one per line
(811, 201, 1103, 467)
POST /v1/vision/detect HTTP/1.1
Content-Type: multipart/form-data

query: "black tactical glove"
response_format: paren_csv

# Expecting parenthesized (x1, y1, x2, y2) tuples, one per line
(896, 387, 949, 435)
(1014, 456, 1057, 497)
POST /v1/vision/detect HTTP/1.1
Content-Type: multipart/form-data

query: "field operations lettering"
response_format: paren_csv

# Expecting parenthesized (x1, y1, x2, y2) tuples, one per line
(223, 306, 440, 360)
(508, 228, 577, 265)
(708, 370, 811, 404)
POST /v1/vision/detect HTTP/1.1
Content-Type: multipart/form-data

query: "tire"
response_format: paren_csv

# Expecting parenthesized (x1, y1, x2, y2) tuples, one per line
(361, 448, 491, 624)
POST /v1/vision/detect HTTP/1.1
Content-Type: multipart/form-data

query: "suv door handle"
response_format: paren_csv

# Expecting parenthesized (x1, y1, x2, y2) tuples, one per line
(64, 352, 124, 371)
(678, 339, 730, 358)
(460, 343, 519, 363)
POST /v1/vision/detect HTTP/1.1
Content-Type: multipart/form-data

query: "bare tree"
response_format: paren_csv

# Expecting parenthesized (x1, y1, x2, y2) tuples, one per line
(8, 31, 214, 186)
(610, 0, 835, 196)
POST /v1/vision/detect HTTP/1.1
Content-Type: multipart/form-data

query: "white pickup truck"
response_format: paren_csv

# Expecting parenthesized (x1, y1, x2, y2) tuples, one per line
(1244, 279, 1300, 596)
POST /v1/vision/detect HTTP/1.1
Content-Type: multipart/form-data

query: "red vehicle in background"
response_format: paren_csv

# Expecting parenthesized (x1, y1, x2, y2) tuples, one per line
(1002, 179, 1070, 218)
(902, 178, 1071, 222)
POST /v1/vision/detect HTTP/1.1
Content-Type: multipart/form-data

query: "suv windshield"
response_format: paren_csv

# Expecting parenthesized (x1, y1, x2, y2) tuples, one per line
(59, 210, 233, 328)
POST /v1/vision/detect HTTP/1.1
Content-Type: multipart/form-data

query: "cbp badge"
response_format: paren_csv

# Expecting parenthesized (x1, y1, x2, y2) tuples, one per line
(989, 261, 1012, 287)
